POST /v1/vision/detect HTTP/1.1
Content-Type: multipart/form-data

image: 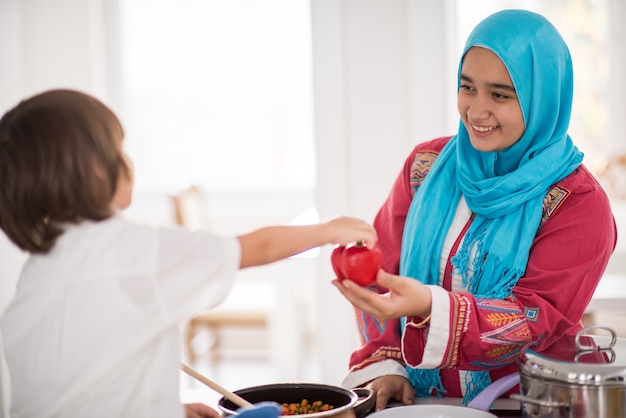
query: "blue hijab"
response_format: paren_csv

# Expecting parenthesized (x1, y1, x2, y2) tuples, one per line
(399, 10, 583, 403)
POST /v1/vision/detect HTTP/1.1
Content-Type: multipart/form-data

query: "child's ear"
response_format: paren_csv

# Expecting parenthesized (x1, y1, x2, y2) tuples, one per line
(86, 157, 114, 208)
(90, 151, 111, 181)
(110, 155, 134, 210)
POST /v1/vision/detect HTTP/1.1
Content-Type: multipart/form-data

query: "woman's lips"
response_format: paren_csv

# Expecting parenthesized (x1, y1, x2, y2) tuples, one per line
(471, 124, 497, 137)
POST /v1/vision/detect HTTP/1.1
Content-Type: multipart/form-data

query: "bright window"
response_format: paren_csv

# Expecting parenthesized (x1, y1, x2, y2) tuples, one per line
(118, 0, 316, 194)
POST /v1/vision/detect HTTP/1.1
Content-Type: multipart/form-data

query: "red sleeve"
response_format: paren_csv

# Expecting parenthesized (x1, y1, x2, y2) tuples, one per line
(401, 165, 617, 375)
(513, 164, 617, 338)
(349, 141, 617, 395)
(348, 137, 451, 372)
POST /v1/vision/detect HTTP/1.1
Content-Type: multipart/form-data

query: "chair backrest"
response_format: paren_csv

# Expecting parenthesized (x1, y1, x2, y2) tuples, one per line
(170, 185, 211, 231)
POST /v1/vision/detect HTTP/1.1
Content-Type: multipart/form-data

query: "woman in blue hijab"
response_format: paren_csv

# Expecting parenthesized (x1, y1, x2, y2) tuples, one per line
(333, 9, 616, 411)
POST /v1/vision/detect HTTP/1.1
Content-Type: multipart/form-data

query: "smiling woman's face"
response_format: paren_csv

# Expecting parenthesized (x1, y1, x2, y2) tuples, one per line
(457, 47, 525, 152)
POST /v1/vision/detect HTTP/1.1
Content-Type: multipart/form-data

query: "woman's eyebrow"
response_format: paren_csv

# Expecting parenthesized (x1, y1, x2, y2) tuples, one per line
(460, 74, 472, 83)
(460, 74, 516, 93)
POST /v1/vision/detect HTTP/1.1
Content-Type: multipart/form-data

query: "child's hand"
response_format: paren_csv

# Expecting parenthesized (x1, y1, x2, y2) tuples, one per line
(184, 402, 221, 418)
(324, 216, 378, 248)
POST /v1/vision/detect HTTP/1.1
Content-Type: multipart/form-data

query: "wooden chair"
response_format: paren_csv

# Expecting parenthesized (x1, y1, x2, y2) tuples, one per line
(170, 185, 271, 364)
(183, 286, 273, 365)
(171, 185, 211, 231)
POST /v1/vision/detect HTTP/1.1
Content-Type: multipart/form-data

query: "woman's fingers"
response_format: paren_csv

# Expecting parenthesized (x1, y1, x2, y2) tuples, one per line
(332, 270, 431, 319)
(332, 278, 392, 320)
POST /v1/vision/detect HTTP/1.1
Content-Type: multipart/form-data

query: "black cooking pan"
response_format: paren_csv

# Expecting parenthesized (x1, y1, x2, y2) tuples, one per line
(218, 382, 375, 418)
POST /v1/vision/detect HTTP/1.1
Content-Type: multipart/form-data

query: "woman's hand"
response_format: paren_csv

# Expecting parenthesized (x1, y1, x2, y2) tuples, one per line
(366, 375, 415, 411)
(332, 270, 432, 320)
(184, 402, 221, 418)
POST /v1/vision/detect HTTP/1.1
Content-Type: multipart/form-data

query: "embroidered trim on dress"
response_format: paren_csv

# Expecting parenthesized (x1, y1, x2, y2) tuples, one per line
(469, 298, 532, 369)
(523, 306, 540, 322)
(350, 346, 404, 371)
(541, 185, 571, 225)
(357, 310, 386, 344)
(410, 151, 440, 194)
(442, 293, 470, 368)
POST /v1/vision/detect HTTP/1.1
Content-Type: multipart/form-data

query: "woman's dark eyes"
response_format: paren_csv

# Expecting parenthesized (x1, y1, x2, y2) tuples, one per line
(459, 84, 511, 100)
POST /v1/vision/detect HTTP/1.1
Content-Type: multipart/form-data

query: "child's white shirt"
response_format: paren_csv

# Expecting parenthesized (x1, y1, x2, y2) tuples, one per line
(0, 213, 240, 418)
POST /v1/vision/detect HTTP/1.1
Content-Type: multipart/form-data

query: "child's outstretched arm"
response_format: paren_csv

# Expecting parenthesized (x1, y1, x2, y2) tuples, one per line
(237, 216, 377, 268)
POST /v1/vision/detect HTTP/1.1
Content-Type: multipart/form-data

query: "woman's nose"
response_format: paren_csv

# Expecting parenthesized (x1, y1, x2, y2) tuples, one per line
(467, 94, 491, 120)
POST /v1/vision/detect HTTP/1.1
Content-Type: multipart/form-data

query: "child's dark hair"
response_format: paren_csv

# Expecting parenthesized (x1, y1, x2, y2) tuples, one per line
(0, 89, 129, 253)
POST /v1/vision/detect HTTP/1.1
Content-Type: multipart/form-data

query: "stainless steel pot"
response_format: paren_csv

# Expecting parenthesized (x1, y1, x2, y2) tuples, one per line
(218, 383, 375, 418)
(511, 326, 626, 417)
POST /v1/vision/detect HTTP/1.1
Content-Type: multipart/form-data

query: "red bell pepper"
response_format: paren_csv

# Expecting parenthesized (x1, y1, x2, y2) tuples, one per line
(331, 242, 382, 286)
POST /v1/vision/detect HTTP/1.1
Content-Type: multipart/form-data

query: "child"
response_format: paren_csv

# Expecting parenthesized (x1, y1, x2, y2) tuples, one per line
(0, 89, 378, 418)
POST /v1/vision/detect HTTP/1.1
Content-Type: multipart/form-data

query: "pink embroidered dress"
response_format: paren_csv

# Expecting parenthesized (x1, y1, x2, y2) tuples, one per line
(341, 136, 617, 399)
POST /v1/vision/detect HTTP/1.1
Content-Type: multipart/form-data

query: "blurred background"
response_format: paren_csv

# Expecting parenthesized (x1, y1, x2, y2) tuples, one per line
(1, 0, 625, 414)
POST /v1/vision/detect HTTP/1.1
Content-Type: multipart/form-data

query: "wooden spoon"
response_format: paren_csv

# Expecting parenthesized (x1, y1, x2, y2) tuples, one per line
(181, 362, 253, 408)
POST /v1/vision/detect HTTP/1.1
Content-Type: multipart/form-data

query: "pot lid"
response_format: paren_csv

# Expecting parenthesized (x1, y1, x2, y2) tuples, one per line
(518, 326, 626, 386)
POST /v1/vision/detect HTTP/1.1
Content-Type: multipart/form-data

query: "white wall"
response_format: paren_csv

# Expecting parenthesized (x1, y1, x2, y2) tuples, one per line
(609, 0, 626, 155)
(0, 1, 23, 415)
(310, 0, 456, 384)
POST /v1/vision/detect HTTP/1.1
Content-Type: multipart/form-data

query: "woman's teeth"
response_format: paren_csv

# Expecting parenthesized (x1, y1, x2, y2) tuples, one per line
(472, 125, 495, 132)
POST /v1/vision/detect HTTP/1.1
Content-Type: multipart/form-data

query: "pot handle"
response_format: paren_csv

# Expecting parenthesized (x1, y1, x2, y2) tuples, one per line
(466, 373, 520, 411)
(509, 394, 571, 410)
(576, 325, 616, 351)
(352, 388, 376, 418)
